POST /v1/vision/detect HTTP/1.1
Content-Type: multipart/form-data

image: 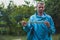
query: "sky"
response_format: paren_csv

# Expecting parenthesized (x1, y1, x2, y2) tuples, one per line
(0, 0, 36, 8)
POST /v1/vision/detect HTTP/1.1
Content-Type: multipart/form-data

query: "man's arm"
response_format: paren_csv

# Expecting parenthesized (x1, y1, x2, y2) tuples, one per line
(22, 16, 33, 32)
(48, 16, 56, 34)
(44, 16, 56, 34)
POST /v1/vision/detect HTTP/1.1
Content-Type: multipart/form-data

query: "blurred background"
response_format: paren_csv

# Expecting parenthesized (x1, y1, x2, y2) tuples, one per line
(0, 0, 60, 40)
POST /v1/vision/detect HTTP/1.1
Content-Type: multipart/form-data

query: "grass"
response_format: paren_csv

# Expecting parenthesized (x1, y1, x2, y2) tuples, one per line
(52, 34, 60, 40)
(0, 35, 21, 40)
(0, 34, 60, 40)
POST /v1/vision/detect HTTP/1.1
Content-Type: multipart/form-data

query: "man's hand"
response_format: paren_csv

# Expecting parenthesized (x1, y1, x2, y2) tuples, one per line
(44, 21, 50, 28)
(21, 21, 27, 27)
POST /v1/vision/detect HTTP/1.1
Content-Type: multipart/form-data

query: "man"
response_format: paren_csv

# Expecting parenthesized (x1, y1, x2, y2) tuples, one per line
(22, 1, 55, 40)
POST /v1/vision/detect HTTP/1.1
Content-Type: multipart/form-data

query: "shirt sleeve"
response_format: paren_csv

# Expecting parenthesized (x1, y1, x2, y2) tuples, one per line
(48, 16, 56, 34)
(23, 16, 33, 32)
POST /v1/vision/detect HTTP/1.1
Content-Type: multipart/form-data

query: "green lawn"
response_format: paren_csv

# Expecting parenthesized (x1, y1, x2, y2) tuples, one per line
(0, 34, 60, 40)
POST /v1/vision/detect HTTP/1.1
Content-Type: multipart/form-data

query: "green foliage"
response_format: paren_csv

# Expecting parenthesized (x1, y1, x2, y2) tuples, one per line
(0, 1, 35, 35)
(45, 0, 60, 16)
(0, 0, 60, 35)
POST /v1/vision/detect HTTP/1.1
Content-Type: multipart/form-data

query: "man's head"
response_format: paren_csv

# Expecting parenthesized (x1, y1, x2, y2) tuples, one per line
(36, 1, 45, 13)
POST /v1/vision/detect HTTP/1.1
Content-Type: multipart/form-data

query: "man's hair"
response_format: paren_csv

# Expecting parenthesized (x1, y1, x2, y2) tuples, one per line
(36, 1, 45, 7)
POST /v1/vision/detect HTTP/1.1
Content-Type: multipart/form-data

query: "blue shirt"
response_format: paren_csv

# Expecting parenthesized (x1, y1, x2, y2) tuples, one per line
(23, 12, 56, 40)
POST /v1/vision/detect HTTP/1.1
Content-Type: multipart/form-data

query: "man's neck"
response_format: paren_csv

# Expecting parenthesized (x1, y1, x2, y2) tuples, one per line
(38, 12, 43, 16)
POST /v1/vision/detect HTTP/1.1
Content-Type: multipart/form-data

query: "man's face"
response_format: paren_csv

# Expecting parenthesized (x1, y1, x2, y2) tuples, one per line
(37, 4, 45, 13)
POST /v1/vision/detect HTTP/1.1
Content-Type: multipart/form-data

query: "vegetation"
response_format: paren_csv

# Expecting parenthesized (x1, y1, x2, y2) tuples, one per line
(0, 0, 60, 36)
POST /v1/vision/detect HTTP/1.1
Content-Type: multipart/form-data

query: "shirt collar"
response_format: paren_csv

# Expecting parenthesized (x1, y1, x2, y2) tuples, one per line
(35, 12, 46, 18)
